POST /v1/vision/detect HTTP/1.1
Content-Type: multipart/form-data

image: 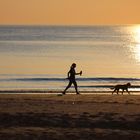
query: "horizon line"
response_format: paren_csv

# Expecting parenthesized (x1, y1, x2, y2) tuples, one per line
(0, 24, 140, 26)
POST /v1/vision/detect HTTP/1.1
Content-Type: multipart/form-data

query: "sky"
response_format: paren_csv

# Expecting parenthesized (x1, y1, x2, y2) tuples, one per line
(0, 0, 140, 25)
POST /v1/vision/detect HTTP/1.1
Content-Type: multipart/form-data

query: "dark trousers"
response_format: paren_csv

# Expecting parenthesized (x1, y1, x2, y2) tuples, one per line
(63, 79, 79, 93)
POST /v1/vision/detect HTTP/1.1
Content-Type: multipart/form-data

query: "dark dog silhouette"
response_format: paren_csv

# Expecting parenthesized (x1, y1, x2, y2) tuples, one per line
(111, 83, 131, 95)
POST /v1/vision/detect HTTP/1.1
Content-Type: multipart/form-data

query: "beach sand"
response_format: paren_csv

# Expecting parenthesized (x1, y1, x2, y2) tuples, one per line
(0, 93, 140, 140)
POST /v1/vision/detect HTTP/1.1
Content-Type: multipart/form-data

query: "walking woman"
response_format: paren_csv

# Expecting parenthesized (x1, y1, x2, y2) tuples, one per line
(62, 63, 82, 95)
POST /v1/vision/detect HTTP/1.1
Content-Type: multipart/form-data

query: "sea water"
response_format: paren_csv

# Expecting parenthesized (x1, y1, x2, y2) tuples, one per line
(0, 25, 140, 92)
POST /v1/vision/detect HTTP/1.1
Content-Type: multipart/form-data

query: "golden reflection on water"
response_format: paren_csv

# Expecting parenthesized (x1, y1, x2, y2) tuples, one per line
(129, 25, 140, 63)
(1, 25, 140, 77)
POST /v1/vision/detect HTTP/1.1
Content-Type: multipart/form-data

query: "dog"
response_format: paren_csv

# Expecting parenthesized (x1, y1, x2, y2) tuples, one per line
(111, 83, 131, 95)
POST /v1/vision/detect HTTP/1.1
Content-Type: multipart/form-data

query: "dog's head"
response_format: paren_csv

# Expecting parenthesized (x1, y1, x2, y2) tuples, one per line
(127, 83, 131, 87)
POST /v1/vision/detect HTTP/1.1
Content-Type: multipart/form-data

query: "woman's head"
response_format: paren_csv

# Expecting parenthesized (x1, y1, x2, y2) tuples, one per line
(71, 63, 76, 68)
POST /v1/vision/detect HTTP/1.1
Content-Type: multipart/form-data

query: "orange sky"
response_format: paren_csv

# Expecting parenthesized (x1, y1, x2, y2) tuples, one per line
(0, 0, 140, 25)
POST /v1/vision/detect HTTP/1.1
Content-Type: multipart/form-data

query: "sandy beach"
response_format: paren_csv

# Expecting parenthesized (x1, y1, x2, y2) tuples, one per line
(0, 93, 139, 139)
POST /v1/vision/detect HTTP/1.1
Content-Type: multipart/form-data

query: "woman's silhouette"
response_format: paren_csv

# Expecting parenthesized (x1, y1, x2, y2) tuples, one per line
(62, 63, 82, 95)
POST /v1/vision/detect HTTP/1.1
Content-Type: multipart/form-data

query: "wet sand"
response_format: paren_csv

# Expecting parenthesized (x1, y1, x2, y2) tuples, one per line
(0, 93, 140, 140)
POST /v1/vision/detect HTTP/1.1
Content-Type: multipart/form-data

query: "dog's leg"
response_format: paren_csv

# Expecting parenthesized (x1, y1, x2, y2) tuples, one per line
(126, 89, 130, 95)
(117, 89, 119, 95)
(122, 89, 124, 95)
(112, 88, 116, 95)
(112, 89, 115, 95)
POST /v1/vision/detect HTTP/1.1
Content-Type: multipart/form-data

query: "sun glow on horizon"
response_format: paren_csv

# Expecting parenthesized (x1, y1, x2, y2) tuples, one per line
(0, 0, 140, 25)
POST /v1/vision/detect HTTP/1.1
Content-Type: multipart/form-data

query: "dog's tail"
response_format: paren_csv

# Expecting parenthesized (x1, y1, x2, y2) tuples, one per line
(110, 87, 114, 90)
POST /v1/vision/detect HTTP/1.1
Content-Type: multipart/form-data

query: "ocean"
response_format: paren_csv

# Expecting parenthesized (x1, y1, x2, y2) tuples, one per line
(0, 25, 140, 93)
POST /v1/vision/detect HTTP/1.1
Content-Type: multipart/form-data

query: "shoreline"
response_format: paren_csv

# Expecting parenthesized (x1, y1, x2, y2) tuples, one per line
(0, 89, 140, 93)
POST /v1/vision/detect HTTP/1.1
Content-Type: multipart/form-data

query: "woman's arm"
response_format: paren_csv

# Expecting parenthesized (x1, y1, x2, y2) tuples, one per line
(67, 71, 70, 78)
(75, 71, 82, 76)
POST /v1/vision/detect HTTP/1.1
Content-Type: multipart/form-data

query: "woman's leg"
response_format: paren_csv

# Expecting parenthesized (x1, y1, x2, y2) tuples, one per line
(73, 80, 79, 94)
(63, 80, 72, 94)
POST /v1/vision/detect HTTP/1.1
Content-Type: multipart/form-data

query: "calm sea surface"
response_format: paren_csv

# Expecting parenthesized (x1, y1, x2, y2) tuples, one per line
(0, 25, 140, 92)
